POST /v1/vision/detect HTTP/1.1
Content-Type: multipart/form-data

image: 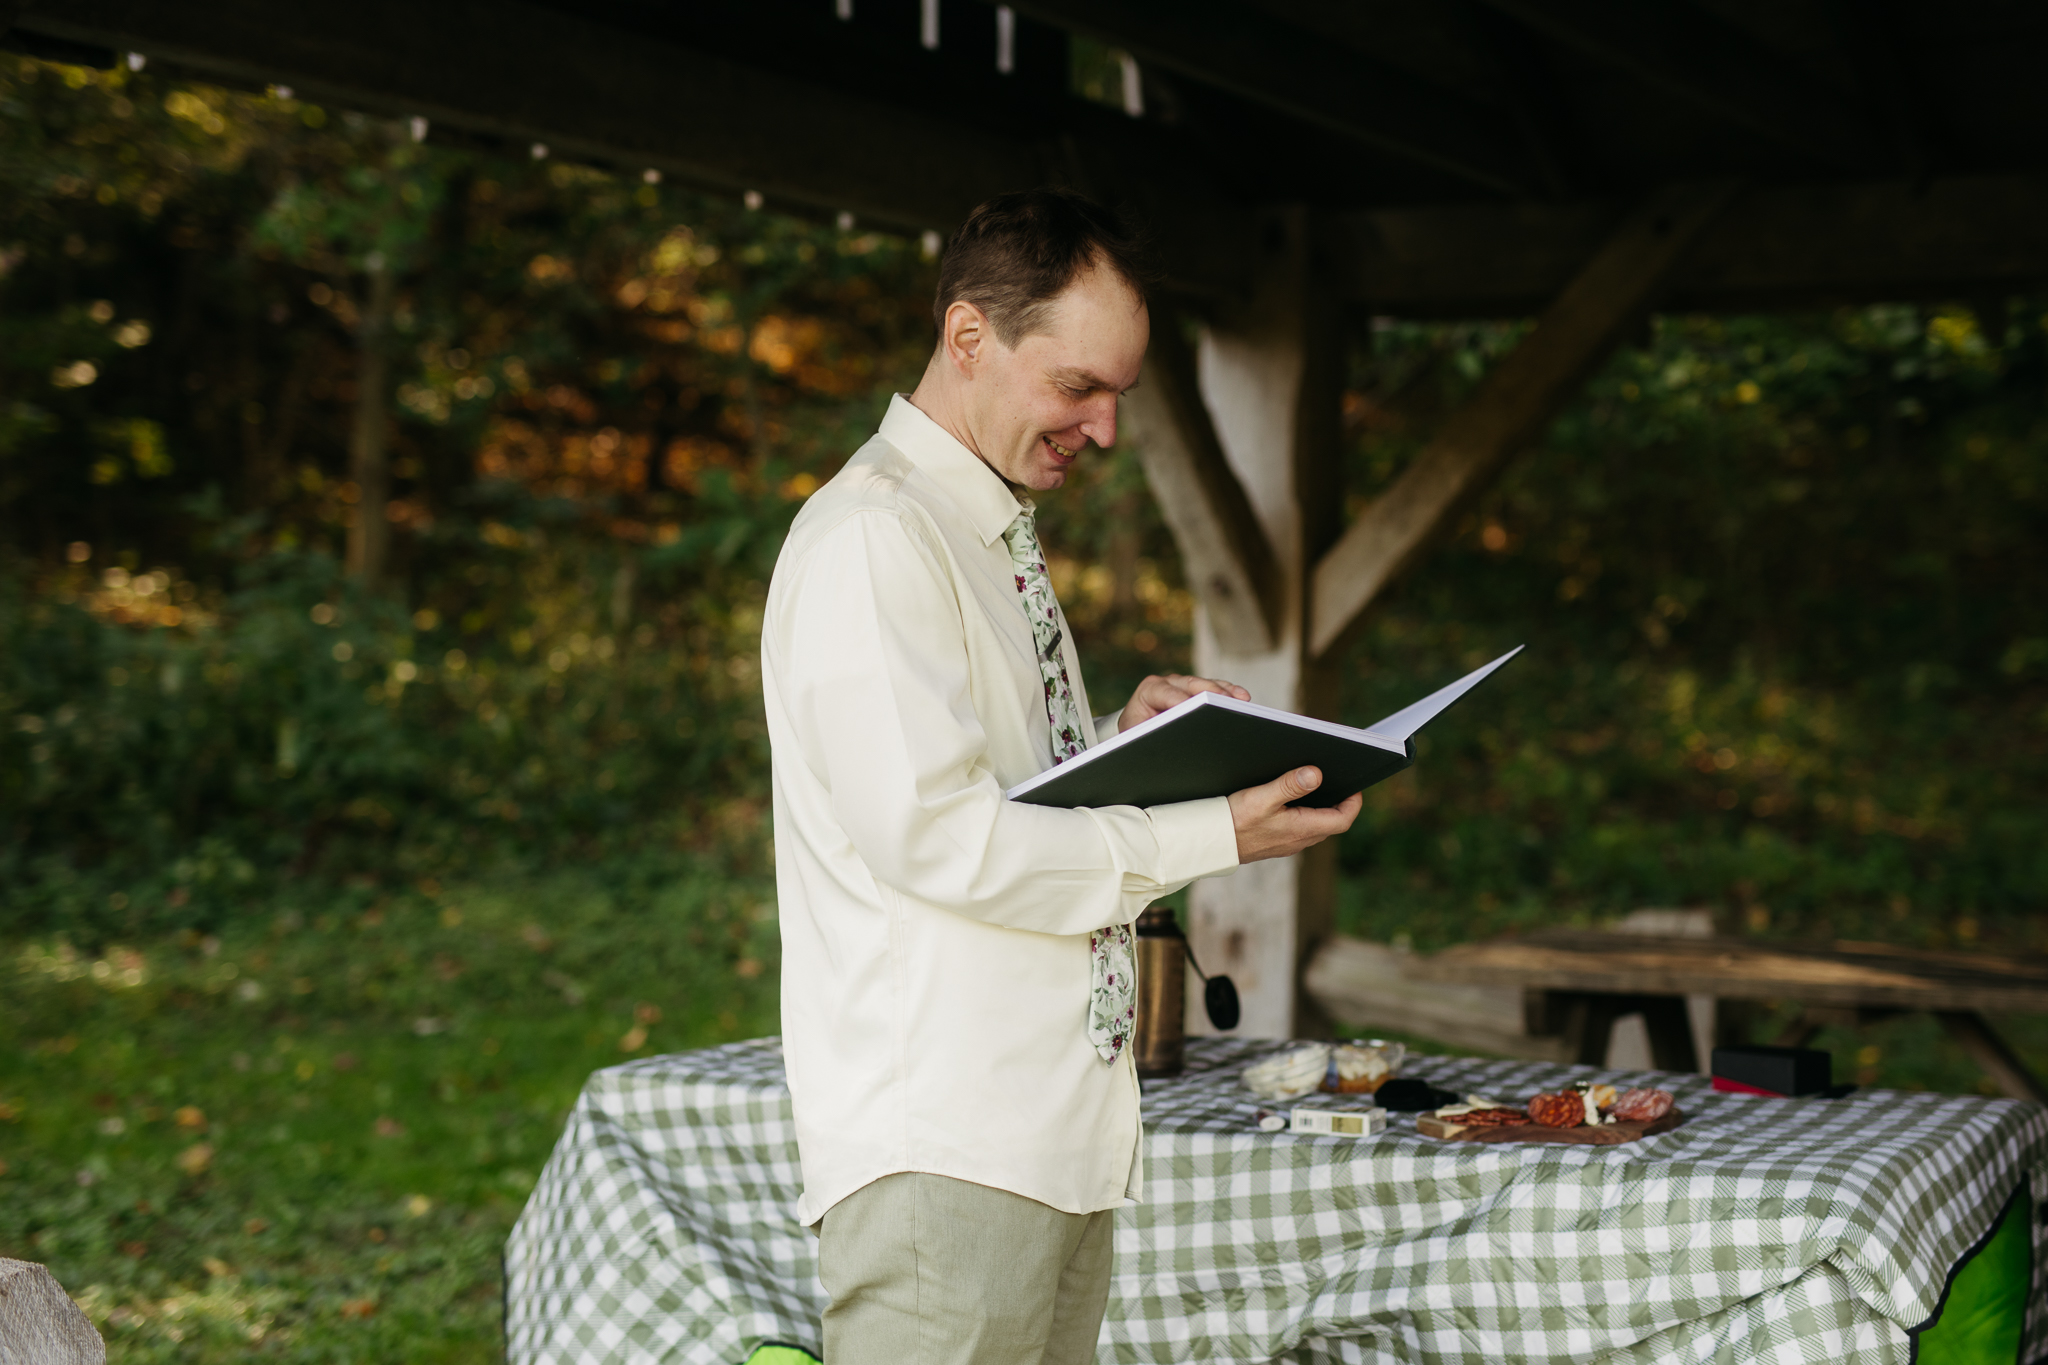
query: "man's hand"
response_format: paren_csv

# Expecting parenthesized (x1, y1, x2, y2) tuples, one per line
(1229, 767, 1362, 865)
(1118, 673, 1250, 732)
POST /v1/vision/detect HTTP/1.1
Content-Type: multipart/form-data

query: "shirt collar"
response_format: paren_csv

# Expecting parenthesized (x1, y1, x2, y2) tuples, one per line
(879, 394, 1026, 546)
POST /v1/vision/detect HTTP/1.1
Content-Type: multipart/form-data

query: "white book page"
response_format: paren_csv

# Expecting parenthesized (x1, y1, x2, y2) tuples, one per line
(1362, 646, 1524, 742)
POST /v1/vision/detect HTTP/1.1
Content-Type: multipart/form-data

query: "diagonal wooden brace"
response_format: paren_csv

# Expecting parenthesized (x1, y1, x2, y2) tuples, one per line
(1935, 1011, 2048, 1106)
(1308, 181, 1735, 660)
(1121, 304, 1283, 656)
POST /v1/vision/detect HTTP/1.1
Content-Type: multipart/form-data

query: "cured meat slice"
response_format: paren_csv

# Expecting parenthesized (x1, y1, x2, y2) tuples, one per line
(1527, 1092, 1584, 1128)
(1455, 1108, 1531, 1127)
(1611, 1087, 1674, 1122)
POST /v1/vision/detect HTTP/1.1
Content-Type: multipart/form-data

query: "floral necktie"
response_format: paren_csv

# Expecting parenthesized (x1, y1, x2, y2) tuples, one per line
(1003, 506, 1135, 1066)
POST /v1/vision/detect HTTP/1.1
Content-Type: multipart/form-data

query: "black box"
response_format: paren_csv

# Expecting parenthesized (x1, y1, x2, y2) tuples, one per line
(1711, 1045, 1832, 1097)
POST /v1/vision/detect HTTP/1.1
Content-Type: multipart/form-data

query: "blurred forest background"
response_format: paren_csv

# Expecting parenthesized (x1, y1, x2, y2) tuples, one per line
(3, 53, 2045, 1362)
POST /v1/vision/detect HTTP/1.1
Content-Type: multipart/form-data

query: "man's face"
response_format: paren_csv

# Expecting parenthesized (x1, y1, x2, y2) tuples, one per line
(961, 266, 1149, 492)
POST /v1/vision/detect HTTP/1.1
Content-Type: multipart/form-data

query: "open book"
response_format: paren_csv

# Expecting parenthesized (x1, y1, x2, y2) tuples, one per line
(1006, 647, 1523, 810)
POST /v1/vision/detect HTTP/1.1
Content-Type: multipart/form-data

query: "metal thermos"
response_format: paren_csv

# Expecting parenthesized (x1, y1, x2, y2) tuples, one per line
(1133, 905, 1187, 1077)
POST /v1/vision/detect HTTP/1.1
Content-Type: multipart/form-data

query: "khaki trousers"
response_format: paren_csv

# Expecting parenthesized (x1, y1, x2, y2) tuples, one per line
(817, 1173, 1115, 1365)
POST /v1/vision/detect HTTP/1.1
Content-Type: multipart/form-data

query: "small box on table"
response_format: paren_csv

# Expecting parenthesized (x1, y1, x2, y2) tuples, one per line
(1712, 1045, 1831, 1097)
(1289, 1107, 1386, 1136)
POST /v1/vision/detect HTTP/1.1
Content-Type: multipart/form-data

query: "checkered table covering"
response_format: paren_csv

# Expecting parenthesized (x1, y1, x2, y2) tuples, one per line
(506, 1036, 2048, 1364)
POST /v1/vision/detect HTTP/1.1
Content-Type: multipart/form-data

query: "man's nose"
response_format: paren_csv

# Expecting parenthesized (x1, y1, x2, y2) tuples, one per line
(1078, 395, 1119, 450)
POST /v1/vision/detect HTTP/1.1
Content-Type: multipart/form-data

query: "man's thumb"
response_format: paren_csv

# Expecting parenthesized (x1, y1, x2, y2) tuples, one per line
(1288, 766, 1322, 796)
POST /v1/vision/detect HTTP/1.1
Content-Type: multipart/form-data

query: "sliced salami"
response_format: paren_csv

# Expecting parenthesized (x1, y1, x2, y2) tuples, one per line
(1527, 1092, 1585, 1128)
(1611, 1087, 1674, 1122)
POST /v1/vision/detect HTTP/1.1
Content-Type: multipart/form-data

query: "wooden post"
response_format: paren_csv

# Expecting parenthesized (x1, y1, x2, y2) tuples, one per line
(1120, 304, 1282, 657)
(1178, 207, 1344, 1038)
(1140, 189, 1729, 1038)
(0, 1259, 106, 1364)
(346, 254, 394, 587)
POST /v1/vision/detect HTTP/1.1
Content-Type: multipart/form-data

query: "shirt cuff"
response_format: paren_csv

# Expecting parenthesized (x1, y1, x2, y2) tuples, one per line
(1093, 711, 1121, 746)
(1146, 796, 1239, 886)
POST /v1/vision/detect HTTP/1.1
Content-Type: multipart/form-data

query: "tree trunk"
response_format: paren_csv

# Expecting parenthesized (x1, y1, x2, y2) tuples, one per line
(347, 257, 395, 585)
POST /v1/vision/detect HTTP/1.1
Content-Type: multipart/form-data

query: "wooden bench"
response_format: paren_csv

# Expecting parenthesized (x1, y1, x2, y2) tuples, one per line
(1402, 930, 2048, 1103)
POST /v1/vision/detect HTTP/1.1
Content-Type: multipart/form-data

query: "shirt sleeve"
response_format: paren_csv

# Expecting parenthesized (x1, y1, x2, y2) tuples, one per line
(771, 508, 1237, 938)
(1093, 711, 1122, 745)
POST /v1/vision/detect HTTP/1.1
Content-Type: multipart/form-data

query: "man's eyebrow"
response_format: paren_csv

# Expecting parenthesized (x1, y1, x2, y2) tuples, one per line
(1050, 366, 1133, 393)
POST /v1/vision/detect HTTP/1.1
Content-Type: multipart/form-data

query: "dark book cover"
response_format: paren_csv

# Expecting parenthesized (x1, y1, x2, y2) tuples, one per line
(1007, 647, 1522, 811)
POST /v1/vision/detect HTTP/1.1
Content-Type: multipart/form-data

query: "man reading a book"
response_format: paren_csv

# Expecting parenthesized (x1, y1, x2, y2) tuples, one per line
(762, 189, 1360, 1365)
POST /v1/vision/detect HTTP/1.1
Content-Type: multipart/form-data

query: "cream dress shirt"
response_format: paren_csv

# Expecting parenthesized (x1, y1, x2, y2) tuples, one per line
(763, 395, 1240, 1225)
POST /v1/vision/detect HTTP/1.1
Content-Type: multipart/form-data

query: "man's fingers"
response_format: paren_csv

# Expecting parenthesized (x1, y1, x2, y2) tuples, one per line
(1179, 674, 1249, 701)
(1300, 791, 1363, 832)
(1153, 674, 1250, 702)
(1242, 765, 1321, 811)
(1229, 777, 1363, 863)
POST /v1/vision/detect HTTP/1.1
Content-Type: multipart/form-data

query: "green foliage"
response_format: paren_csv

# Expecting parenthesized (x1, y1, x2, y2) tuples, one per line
(1333, 307, 2048, 951)
(254, 132, 445, 276)
(1, 532, 777, 936)
(0, 56, 936, 933)
(0, 865, 778, 1361)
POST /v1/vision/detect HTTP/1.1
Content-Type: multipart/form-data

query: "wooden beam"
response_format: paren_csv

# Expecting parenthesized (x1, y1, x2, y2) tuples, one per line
(1309, 181, 1731, 658)
(28, 0, 1025, 228)
(1331, 175, 2048, 318)
(1827, 0, 1936, 181)
(1460, 0, 1580, 199)
(1476, 0, 1882, 170)
(22, 0, 1248, 294)
(1120, 307, 1282, 655)
(998, 0, 1535, 195)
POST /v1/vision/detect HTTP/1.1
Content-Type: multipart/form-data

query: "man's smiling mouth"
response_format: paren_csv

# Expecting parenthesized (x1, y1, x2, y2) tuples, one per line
(1042, 436, 1077, 461)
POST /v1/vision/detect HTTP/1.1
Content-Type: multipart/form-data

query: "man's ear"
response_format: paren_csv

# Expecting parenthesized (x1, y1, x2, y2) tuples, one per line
(942, 300, 989, 375)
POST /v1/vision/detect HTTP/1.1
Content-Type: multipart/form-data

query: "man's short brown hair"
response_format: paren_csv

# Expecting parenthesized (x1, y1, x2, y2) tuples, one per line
(933, 189, 1153, 346)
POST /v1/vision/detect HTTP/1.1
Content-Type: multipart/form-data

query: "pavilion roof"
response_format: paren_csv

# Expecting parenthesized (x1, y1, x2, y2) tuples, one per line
(10, 0, 2047, 310)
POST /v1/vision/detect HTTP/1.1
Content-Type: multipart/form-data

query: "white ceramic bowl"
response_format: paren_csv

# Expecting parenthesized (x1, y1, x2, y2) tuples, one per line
(1242, 1043, 1332, 1101)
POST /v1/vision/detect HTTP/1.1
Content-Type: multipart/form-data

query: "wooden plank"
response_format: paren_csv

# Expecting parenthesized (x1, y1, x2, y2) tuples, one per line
(0, 1258, 105, 1364)
(1330, 176, 2048, 318)
(1308, 181, 1732, 658)
(1120, 306, 1281, 655)
(1475, 0, 1881, 170)
(1935, 1012, 2048, 1106)
(1412, 932, 2048, 1014)
(1003, 0, 1535, 194)
(1301, 936, 1572, 1062)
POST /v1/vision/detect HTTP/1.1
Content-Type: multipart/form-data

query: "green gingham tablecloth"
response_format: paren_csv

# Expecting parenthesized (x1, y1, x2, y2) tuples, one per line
(506, 1036, 2048, 1364)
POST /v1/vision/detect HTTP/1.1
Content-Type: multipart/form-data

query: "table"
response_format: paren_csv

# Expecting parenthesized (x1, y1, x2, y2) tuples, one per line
(505, 1036, 2048, 1364)
(1408, 930, 2048, 1102)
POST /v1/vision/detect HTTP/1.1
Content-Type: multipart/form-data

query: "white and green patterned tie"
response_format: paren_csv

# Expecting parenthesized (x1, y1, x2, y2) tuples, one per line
(1003, 506, 1135, 1066)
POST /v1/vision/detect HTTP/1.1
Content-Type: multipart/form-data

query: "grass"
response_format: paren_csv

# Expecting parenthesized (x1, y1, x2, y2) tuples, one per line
(7, 861, 2045, 1361)
(0, 862, 778, 1362)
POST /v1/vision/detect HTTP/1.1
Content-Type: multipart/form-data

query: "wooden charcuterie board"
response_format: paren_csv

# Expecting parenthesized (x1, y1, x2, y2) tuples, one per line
(1415, 1108, 1687, 1145)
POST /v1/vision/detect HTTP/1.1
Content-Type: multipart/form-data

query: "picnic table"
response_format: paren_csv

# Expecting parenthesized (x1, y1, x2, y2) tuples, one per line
(1408, 930, 2048, 1103)
(506, 1035, 2047, 1364)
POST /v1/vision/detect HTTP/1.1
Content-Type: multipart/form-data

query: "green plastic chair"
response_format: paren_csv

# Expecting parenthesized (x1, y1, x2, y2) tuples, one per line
(1915, 1184, 2035, 1365)
(742, 1343, 820, 1365)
